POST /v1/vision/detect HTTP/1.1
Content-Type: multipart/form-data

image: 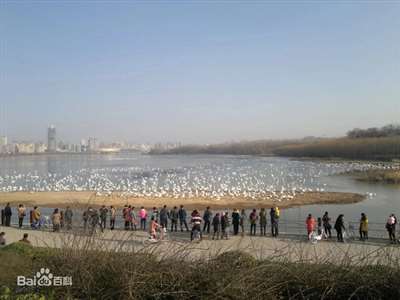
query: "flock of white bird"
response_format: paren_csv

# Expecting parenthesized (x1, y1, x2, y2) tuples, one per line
(0, 157, 394, 201)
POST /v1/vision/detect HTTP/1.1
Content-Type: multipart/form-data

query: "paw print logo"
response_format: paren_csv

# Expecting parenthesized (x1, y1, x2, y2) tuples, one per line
(36, 268, 53, 286)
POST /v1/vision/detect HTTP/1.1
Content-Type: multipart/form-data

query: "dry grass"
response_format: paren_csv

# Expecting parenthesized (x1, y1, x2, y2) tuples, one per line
(347, 169, 400, 184)
(1, 230, 400, 300)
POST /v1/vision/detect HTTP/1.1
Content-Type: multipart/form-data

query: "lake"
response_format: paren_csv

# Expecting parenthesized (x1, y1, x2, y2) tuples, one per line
(0, 153, 399, 226)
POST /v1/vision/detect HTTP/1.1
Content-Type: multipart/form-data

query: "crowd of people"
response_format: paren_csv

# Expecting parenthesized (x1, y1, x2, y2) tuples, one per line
(1, 202, 399, 244)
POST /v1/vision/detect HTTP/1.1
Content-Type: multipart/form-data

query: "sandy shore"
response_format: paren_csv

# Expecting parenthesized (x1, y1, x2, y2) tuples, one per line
(0, 191, 365, 209)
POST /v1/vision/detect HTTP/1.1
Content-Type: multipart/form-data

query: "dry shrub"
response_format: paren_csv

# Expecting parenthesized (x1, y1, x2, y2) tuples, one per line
(2, 236, 400, 300)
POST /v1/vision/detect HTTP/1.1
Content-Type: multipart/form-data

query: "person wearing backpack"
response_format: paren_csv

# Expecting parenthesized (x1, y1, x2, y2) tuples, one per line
(249, 209, 258, 236)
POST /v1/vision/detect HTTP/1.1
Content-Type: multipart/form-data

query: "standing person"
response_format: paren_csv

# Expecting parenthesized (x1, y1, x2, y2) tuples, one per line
(306, 214, 316, 240)
(259, 208, 267, 236)
(159, 205, 169, 229)
(99, 205, 108, 232)
(64, 206, 73, 230)
(178, 205, 189, 232)
(240, 209, 246, 235)
(317, 217, 322, 235)
(109, 206, 116, 230)
(32, 206, 41, 229)
(270, 208, 279, 237)
(203, 207, 212, 234)
(249, 209, 258, 236)
(17, 204, 26, 228)
(334, 214, 345, 242)
(4, 203, 12, 227)
(386, 214, 397, 244)
(151, 207, 159, 223)
(89, 208, 99, 235)
(359, 213, 368, 241)
(275, 206, 280, 219)
(139, 207, 147, 231)
(169, 206, 179, 232)
(221, 212, 230, 240)
(190, 210, 202, 241)
(123, 205, 130, 230)
(130, 206, 137, 230)
(322, 212, 332, 238)
(52, 208, 61, 232)
(231, 209, 240, 235)
(83, 208, 89, 232)
(60, 210, 65, 229)
(212, 213, 221, 240)
(220, 212, 226, 239)
(1, 208, 4, 226)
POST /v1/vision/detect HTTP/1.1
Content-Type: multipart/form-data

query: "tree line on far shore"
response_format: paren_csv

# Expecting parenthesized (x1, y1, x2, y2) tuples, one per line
(150, 124, 400, 160)
(347, 124, 400, 139)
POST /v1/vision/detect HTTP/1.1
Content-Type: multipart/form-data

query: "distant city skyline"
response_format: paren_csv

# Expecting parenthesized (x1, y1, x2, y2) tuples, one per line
(1, 2, 399, 144)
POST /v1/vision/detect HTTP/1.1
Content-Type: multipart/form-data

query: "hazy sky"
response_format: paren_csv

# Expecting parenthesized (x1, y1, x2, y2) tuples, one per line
(1, 1, 399, 144)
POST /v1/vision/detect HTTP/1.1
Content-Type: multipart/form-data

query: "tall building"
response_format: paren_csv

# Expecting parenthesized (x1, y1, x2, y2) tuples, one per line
(0, 136, 7, 154)
(47, 125, 57, 152)
(0, 136, 7, 146)
(88, 137, 99, 152)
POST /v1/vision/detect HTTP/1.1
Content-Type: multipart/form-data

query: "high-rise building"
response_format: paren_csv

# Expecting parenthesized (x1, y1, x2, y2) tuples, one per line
(88, 137, 99, 152)
(0, 136, 7, 146)
(47, 125, 57, 152)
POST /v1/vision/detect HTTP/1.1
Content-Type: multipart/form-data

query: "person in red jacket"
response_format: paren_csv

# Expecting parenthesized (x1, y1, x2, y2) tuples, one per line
(306, 214, 316, 241)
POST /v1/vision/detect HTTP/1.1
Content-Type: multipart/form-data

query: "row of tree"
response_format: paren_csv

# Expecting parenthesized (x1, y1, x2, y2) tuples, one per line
(273, 137, 400, 160)
(150, 125, 400, 160)
(347, 124, 400, 139)
(149, 139, 317, 156)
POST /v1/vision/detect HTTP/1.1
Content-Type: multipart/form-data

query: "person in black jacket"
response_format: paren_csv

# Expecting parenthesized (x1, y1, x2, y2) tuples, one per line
(4, 203, 12, 227)
(322, 211, 332, 238)
(270, 208, 279, 237)
(231, 209, 240, 235)
(203, 207, 212, 234)
(212, 213, 221, 240)
(178, 205, 189, 232)
(334, 214, 345, 242)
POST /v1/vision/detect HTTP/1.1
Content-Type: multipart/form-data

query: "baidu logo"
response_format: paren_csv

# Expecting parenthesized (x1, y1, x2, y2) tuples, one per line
(17, 268, 72, 287)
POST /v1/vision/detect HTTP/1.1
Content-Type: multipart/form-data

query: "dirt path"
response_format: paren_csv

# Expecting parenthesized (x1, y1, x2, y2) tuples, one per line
(1, 226, 398, 265)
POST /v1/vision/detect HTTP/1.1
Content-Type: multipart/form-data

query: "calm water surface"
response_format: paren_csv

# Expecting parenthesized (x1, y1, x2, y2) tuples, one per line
(0, 153, 399, 225)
